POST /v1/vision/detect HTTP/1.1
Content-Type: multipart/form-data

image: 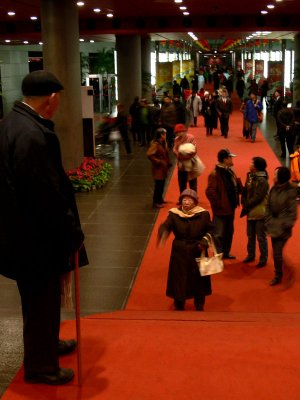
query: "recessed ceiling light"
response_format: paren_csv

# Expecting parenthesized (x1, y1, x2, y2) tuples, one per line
(90, 40, 95, 43)
(183, 11, 189, 15)
(5, 40, 11, 43)
(93, 8, 101, 13)
(23, 41, 29, 44)
(30, 16, 38, 20)
(261, 10, 268, 14)
(77, 1, 85, 6)
(7, 11, 15, 16)
(180, 6, 187, 10)
(174, 0, 183, 3)
(267, 4, 275, 8)
(39, 42, 43, 45)
(79, 38, 84, 42)
(107, 13, 113, 18)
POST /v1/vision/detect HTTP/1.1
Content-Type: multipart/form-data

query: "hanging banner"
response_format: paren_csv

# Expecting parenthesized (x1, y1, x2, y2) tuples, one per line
(268, 61, 284, 92)
(172, 60, 181, 81)
(156, 62, 173, 98)
(181, 60, 194, 81)
(244, 59, 253, 82)
(255, 60, 265, 84)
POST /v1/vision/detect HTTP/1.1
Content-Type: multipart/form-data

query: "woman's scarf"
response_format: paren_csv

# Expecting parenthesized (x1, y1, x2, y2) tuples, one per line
(169, 206, 206, 218)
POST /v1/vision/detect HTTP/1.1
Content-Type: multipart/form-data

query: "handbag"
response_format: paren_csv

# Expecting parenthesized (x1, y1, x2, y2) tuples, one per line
(257, 111, 263, 123)
(195, 234, 224, 276)
(190, 155, 205, 176)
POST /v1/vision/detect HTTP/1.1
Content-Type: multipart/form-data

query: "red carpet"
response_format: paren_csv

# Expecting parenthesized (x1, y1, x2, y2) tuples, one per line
(3, 98, 300, 400)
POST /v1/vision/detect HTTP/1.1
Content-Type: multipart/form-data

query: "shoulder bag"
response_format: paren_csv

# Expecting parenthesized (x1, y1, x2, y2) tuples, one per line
(195, 234, 224, 276)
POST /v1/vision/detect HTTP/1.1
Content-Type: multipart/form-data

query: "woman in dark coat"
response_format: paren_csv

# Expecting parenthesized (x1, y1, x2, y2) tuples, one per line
(157, 189, 214, 311)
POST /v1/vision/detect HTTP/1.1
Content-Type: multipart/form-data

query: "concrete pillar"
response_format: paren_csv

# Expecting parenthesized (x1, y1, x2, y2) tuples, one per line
(41, 0, 83, 170)
(116, 35, 142, 113)
(293, 34, 300, 105)
(141, 36, 152, 103)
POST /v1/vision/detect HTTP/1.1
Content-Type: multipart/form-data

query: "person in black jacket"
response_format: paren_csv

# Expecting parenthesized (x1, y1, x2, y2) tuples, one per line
(265, 167, 297, 286)
(0, 70, 88, 385)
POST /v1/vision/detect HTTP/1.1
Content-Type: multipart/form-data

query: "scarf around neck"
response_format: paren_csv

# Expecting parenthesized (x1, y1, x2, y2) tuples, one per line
(169, 206, 206, 218)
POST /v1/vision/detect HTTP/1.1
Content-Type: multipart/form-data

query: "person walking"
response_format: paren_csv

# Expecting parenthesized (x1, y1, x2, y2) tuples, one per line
(265, 167, 298, 286)
(173, 124, 198, 194)
(0, 70, 88, 385)
(241, 157, 269, 267)
(157, 189, 214, 311)
(216, 88, 233, 138)
(277, 101, 295, 158)
(243, 92, 263, 142)
(205, 148, 241, 259)
(186, 90, 202, 127)
(147, 128, 171, 208)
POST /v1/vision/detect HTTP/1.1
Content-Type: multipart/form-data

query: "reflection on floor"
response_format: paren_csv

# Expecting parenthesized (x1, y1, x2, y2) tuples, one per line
(0, 106, 287, 397)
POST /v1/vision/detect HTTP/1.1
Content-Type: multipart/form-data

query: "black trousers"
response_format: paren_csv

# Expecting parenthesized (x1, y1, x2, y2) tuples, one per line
(153, 179, 165, 204)
(17, 274, 61, 376)
(178, 170, 197, 194)
(213, 213, 235, 256)
(271, 237, 288, 279)
(219, 116, 230, 138)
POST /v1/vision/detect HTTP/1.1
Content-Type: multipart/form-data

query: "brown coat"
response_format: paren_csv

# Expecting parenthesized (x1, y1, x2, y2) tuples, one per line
(147, 140, 170, 180)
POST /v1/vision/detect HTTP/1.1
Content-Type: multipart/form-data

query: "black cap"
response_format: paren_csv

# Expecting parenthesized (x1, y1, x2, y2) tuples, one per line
(217, 148, 236, 162)
(22, 70, 64, 96)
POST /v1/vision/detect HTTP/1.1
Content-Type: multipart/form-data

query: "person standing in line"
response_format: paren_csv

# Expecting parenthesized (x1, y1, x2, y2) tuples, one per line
(186, 90, 202, 127)
(205, 148, 242, 259)
(147, 128, 171, 209)
(216, 88, 233, 138)
(157, 189, 214, 311)
(243, 92, 263, 143)
(173, 124, 198, 194)
(0, 70, 88, 385)
(265, 167, 298, 286)
(241, 157, 269, 268)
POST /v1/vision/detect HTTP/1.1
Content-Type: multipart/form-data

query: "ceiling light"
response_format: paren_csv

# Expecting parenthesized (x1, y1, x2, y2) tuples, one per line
(7, 11, 15, 16)
(5, 40, 11, 43)
(79, 38, 84, 42)
(93, 8, 101, 13)
(261, 10, 268, 14)
(23, 41, 29, 44)
(39, 42, 43, 45)
(107, 13, 113, 18)
(267, 4, 275, 8)
(183, 11, 189, 15)
(90, 40, 95, 43)
(180, 6, 187, 10)
(30, 16, 38, 20)
(174, 0, 183, 3)
(275, 0, 283, 2)
(77, 1, 85, 6)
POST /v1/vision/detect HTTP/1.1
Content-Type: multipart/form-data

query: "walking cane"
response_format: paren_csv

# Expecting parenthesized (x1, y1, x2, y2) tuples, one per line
(74, 250, 83, 386)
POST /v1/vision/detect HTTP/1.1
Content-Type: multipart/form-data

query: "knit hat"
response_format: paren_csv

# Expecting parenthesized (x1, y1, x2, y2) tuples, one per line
(179, 189, 198, 205)
(174, 124, 187, 134)
(22, 70, 64, 96)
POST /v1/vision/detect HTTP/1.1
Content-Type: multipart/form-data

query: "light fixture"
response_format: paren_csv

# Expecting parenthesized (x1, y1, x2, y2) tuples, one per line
(5, 40, 11, 43)
(174, 0, 183, 3)
(180, 6, 187, 10)
(23, 41, 29, 44)
(30, 16, 38, 20)
(183, 11, 189, 15)
(267, 4, 275, 8)
(39, 42, 43, 45)
(7, 11, 15, 16)
(79, 38, 84, 42)
(77, 1, 85, 6)
(93, 8, 101, 13)
(261, 10, 268, 14)
(90, 40, 95, 43)
(107, 13, 113, 18)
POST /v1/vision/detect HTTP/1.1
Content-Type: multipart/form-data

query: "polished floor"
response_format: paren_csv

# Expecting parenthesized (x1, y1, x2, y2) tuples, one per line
(0, 102, 286, 397)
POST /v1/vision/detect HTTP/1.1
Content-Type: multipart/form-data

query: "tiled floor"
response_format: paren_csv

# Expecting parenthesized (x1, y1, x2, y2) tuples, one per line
(0, 105, 285, 397)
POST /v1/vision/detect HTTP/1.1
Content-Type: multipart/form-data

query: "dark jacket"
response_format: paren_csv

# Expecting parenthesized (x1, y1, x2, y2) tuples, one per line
(216, 97, 232, 118)
(0, 101, 88, 281)
(206, 164, 240, 215)
(147, 139, 171, 180)
(265, 181, 297, 239)
(241, 171, 269, 220)
(158, 208, 214, 301)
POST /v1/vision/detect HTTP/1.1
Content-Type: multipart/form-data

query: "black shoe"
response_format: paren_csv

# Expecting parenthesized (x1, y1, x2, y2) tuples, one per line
(269, 277, 282, 286)
(223, 254, 236, 260)
(194, 303, 204, 311)
(174, 300, 185, 310)
(243, 256, 255, 263)
(25, 368, 74, 385)
(58, 339, 77, 356)
(256, 261, 267, 268)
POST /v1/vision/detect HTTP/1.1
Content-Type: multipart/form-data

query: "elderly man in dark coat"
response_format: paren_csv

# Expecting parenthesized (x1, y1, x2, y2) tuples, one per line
(0, 70, 88, 385)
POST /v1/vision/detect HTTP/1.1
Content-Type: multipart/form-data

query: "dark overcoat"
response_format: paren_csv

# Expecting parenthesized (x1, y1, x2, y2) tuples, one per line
(0, 101, 88, 281)
(147, 140, 170, 180)
(158, 208, 214, 302)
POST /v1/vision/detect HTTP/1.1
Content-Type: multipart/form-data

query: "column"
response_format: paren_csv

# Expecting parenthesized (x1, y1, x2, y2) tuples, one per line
(141, 36, 152, 103)
(293, 34, 300, 105)
(41, 0, 83, 170)
(116, 35, 142, 113)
